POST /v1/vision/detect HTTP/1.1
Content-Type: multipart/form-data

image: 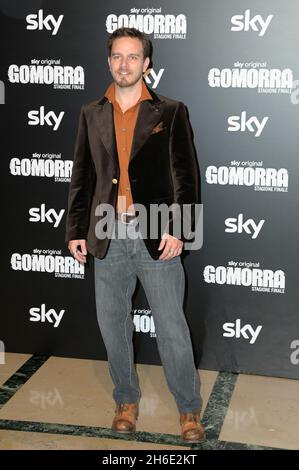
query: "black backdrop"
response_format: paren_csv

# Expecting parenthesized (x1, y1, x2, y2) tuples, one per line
(1, 0, 299, 379)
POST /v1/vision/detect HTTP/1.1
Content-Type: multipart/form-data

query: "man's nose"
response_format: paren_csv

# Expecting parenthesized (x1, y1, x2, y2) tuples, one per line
(120, 57, 129, 67)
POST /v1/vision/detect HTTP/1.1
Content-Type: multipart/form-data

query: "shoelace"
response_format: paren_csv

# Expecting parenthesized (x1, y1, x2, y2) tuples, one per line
(187, 413, 197, 422)
(120, 404, 129, 412)
(182, 412, 200, 423)
(116, 404, 137, 414)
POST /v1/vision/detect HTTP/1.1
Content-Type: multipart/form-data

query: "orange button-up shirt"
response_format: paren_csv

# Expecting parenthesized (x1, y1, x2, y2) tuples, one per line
(104, 80, 153, 214)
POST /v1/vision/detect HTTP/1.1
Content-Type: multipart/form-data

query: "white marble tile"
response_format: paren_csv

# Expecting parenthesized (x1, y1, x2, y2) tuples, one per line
(220, 374, 299, 449)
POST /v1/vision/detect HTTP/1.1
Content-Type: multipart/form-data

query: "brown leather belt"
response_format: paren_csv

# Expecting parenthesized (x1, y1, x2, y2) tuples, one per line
(116, 212, 137, 224)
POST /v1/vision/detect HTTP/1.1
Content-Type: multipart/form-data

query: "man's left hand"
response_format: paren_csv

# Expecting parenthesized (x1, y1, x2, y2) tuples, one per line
(158, 233, 183, 260)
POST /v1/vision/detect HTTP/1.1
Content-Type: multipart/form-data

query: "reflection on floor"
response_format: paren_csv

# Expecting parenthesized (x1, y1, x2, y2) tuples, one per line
(0, 353, 298, 450)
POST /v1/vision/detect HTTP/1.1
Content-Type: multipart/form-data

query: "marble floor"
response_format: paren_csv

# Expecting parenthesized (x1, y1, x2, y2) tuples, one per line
(0, 353, 298, 450)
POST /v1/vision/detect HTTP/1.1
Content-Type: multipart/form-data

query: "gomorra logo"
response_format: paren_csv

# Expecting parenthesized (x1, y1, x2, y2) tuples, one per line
(106, 13, 187, 35)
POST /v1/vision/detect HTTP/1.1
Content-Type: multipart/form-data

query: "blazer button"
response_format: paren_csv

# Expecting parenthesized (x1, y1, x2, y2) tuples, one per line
(112, 178, 118, 184)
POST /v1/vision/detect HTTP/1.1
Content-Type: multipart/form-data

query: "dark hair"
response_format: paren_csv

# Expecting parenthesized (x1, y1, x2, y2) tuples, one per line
(107, 27, 153, 69)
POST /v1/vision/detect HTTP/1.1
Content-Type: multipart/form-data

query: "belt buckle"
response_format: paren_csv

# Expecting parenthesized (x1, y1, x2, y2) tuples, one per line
(121, 212, 135, 224)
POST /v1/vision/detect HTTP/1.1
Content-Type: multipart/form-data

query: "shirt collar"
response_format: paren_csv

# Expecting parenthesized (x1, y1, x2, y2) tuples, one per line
(104, 79, 153, 107)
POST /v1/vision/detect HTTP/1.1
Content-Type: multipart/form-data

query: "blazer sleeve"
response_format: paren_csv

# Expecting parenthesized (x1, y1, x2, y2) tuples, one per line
(65, 105, 96, 243)
(167, 101, 200, 242)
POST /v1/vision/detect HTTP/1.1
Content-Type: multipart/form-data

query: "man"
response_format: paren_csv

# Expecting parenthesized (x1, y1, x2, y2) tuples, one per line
(65, 27, 204, 442)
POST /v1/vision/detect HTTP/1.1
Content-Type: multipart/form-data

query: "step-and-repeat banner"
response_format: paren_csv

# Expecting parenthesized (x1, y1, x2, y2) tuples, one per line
(1, 0, 299, 378)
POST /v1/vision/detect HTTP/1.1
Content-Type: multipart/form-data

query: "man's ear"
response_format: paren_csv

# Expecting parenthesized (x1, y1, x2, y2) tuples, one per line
(143, 57, 150, 73)
(108, 57, 111, 70)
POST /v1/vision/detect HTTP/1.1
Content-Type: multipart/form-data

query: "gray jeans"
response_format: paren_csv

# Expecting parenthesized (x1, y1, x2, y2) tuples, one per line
(94, 217, 202, 414)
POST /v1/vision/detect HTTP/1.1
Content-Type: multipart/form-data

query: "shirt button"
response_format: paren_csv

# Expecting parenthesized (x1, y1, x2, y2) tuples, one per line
(122, 128, 127, 132)
(122, 147, 126, 151)
(112, 178, 118, 184)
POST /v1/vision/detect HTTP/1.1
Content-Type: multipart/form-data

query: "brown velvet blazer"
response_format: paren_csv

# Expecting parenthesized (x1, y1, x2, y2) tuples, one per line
(65, 84, 199, 260)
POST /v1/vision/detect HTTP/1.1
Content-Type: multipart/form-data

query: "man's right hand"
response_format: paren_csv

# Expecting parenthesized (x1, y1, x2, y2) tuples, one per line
(68, 239, 87, 264)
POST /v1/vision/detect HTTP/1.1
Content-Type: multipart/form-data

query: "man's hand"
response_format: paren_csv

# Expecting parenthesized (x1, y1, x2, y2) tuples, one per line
(68, 239, 87, 264)
(158, 233, 183, 260)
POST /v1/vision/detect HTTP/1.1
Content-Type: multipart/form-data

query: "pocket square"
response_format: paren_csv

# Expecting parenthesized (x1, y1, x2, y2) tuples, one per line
(151, 121, 167, 134)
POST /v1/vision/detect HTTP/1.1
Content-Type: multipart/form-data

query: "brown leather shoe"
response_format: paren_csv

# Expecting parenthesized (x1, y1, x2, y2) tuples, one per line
(111, 403, 139, 433)
(180, 412, 205, 442)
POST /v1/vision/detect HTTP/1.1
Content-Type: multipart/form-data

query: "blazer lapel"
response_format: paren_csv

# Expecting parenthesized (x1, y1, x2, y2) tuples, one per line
(130, 99, 164, 163)
(95, 98, 118, 164)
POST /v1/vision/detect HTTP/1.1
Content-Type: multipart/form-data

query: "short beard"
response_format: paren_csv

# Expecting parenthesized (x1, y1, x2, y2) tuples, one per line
(114, 73, 143, 88)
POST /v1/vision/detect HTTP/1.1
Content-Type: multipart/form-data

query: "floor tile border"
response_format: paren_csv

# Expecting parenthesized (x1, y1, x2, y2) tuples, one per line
(0, 418, 280, 450)
(0, 355, 49, 409)
(201, 370, 238, 439)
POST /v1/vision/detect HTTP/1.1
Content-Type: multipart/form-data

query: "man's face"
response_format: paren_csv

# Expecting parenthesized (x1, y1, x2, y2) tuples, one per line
(108, 37, 150, 88)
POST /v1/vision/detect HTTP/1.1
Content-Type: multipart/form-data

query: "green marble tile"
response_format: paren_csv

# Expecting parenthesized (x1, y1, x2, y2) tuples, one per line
(0, 419, 191, 447)
(0, 419, 282, 450)
(0, 355, 49, 408)
(201, 371, 238, 439)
